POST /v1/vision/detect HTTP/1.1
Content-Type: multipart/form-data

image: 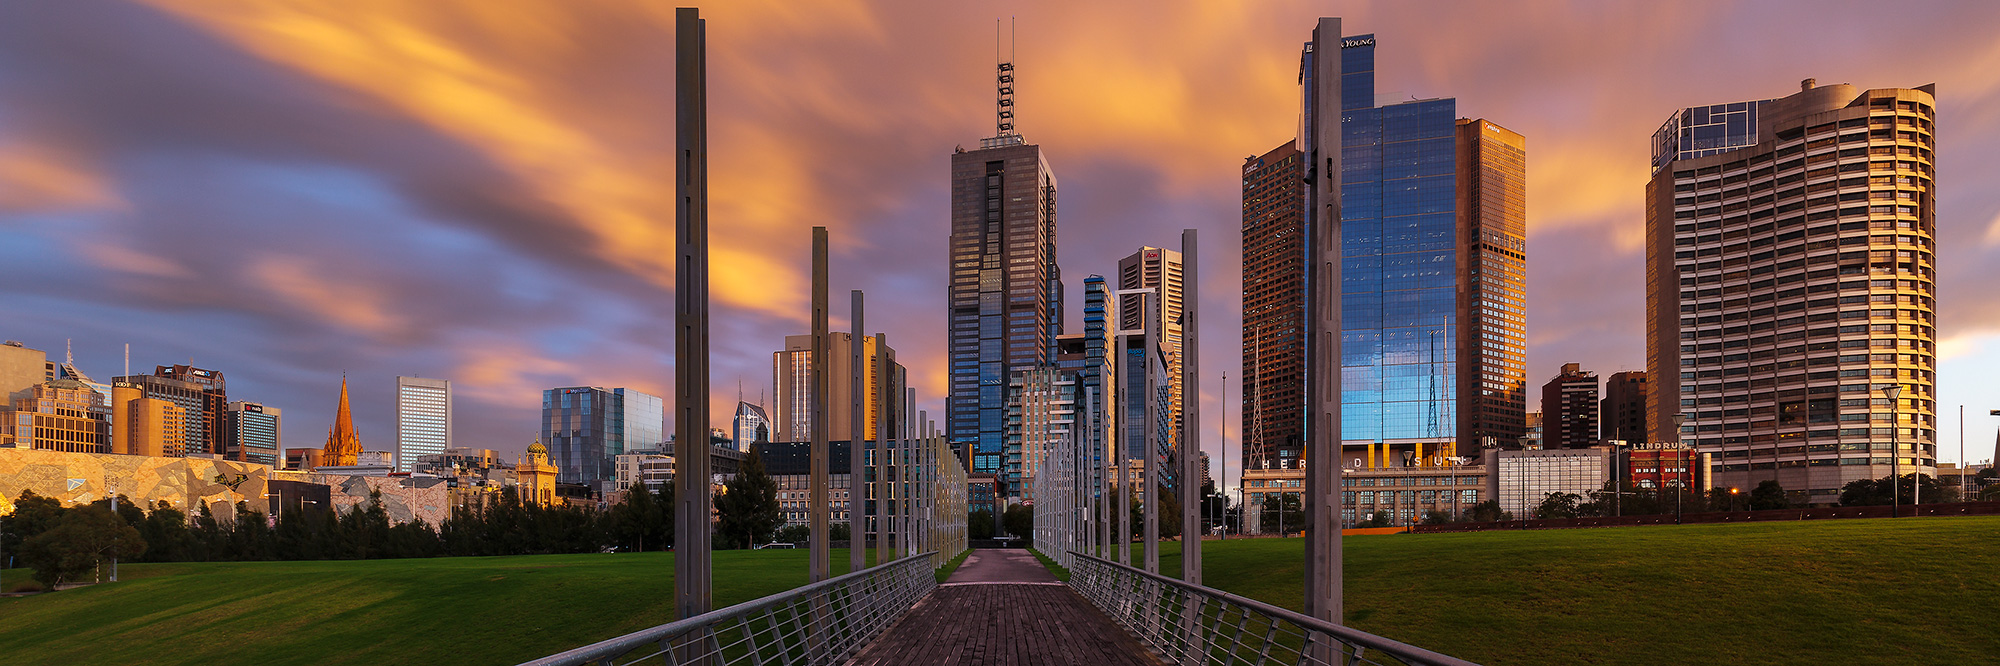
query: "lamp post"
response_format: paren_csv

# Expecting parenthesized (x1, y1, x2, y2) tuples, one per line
(1885, 385, 1902, 518)
(1730, 487, 1740, 512)
(1674, 413, 1688, 524)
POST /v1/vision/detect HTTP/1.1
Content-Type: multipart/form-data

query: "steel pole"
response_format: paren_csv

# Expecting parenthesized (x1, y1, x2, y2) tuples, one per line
(1181, 229, 1203, 583)
(1142, 290, 1159, 575)
(810, 227, 830, 581)
(672, 6, 713, 625)
(1304, 16, 1345, 629)
(872, 334, 889, 565)
(850, 291, 866, 573)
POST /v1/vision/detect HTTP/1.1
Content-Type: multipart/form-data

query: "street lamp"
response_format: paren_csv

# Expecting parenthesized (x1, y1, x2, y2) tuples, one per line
(1674, 413, 1688, 524)
(1885, 385, 1903, 518)
(1730, 487, 1740, 512)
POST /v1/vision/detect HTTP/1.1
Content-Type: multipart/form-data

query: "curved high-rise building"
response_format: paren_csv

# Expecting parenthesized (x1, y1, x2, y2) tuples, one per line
(1645, 80, 1938, 505)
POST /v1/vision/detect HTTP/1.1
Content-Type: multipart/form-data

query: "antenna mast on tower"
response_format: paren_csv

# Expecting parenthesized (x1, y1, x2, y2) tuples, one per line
(992, 17, 1019, 144)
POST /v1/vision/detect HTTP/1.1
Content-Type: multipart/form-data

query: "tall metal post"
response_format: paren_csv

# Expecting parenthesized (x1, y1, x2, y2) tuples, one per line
(1118, 325, 1132, 566)
(1886, 384, 1902, 518)
(1143, 290, 1159, 575)
(1303, 16, 1345, 628)
(672, 6, 713, 625)
(1181, 229, 1202, 585)
(810, 227, 830, 582)
(912, 409, 926, 557)
(850, 291, 866, 572)
(872, 334, 890, 565)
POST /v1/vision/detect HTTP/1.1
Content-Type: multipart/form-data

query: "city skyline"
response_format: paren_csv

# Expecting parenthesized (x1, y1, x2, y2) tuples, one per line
(6, 2, 2000, 474)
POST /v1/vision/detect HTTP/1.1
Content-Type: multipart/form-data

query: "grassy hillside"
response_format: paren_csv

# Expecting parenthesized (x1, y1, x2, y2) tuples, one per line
(0, 549, 885, 666)
(1098, 517, 2000, 665)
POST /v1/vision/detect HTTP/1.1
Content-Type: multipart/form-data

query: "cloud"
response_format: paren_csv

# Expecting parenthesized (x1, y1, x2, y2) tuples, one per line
(0, 143, 119, 212)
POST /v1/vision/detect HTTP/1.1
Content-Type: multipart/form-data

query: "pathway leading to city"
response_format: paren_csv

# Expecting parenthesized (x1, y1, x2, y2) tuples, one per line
(845, 549, 1161, 666)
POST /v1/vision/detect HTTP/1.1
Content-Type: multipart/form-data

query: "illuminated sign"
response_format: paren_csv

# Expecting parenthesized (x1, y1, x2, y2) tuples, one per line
(1341, 37, 1375, 49)
(1628, 442, 1694, 450)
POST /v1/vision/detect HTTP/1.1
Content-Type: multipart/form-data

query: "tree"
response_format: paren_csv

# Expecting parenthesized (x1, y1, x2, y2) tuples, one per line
(1533, 491, 1583, 519)
(773, 524, 810, 544)
(1002, 504, 1033, 541)
(1257, 493, 1304, 534)
(1419, 509, 1455, 525)
(1839, 473, 1959, 507)
(1361, 511, 1393, 528)
(611, 483, 667, 552)
(1748, 480, 1791, 511)
(1466, 499, 1509, 522)
(716, 446, 781, 549)
(968, 510, 996, 540)
(1707, 487, 1741, 512)
(20, 505, 146, 587)
(6, 490, 65, 559)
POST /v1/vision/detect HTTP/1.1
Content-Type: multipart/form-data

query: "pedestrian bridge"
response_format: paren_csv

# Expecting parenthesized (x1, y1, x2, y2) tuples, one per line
(520, 549, 1476, 666)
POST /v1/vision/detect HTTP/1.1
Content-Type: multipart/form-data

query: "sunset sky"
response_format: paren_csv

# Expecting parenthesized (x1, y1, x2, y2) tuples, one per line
(5, 1, 2000, 475)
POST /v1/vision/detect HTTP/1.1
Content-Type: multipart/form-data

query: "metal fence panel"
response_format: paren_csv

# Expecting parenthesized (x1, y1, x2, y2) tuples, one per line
(1067, 552, 1481, 666)
(519, 553, 938, 666)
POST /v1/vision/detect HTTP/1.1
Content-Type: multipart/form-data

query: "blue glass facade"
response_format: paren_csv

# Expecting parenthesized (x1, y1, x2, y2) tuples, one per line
(1337, 36, 1458, 444)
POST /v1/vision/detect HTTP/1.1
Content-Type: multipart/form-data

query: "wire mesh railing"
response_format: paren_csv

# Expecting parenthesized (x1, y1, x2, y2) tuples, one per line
(1067, 552, 1481, 666)
(519, 552, 937, 666)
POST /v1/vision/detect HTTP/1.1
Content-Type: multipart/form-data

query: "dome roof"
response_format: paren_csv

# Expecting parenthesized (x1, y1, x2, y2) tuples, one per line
(527, 440, 548, 455)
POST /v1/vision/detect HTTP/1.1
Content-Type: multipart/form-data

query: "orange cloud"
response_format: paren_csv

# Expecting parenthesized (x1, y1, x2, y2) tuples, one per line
(251, 254, 406, 338)
(0, 143, 119, 211)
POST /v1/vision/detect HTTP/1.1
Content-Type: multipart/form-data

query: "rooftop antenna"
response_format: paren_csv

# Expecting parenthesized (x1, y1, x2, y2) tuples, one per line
(995, 17, 1017, 139)
(65, 339, 73, 365)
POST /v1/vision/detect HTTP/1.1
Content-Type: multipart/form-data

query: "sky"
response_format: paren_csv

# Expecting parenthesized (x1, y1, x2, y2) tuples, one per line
(4, 1, 2000, 480)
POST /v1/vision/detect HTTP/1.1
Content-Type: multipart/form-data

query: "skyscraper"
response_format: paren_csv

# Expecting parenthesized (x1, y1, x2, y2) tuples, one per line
(152, 365, 227, 457)
(112, 366, 225, 459)
(1541, 363, 1600, 449)
(541, 386, 665, 489)
(771, 333, 900, 443)
(731, 400, 770, 452)
(1455, 119, 1530, 448)
(1335, 35, 1526, 460)
(1602, 371, 1649, 443)
(395, 376, 452, 472)
(947, 57, 1059, 482)
(1241, 142, 1306, 470)
(1645, 80, 1937, 504)
(223, 401, 282, 467)
(1118, 247, 1185, 456)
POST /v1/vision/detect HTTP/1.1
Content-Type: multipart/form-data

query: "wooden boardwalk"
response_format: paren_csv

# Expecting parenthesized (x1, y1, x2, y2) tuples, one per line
(845, 550, 1160, 666)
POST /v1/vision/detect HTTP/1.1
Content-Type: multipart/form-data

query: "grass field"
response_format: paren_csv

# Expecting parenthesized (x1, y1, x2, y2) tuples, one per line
(5, 518, 1995, 665)
(0, 548, 946, 666)
(1083, 516, 2000, 665)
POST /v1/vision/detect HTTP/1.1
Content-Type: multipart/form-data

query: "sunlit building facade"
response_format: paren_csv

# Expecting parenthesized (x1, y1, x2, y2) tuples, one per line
(394, 376, 452, 473)
(1645, 80, 1938, 505)
(1241, 142, 1307, 471)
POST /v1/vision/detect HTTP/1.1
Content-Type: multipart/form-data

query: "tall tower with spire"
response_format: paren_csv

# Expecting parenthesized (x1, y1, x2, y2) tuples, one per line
(946, 25, 1060, 497)
(323, 375, 361, 467)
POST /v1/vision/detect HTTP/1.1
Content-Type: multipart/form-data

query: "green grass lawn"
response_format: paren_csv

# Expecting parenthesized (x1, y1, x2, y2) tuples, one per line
(1075, 517, 2000, 666)
(0, 548, 916, 666)
(8, 519, 1996, 666)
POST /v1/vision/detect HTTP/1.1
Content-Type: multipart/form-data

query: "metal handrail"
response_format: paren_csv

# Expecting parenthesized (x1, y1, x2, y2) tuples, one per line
(1067, 552, 1480, 666)
(520, 552, 938, 666)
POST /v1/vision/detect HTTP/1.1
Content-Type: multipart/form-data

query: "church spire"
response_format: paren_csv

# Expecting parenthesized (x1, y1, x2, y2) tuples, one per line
(324, 374, 361, 466)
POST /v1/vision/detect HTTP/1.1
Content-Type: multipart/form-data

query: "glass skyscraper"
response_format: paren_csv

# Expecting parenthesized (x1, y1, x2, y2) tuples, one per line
(542, 386, 664, 488)
(1339, 36, 1459, 447)
(947, 60, 1060, 496)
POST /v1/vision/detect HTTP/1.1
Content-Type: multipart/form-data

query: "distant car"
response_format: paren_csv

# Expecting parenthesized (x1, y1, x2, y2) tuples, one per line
(756, 542, 796, 549)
